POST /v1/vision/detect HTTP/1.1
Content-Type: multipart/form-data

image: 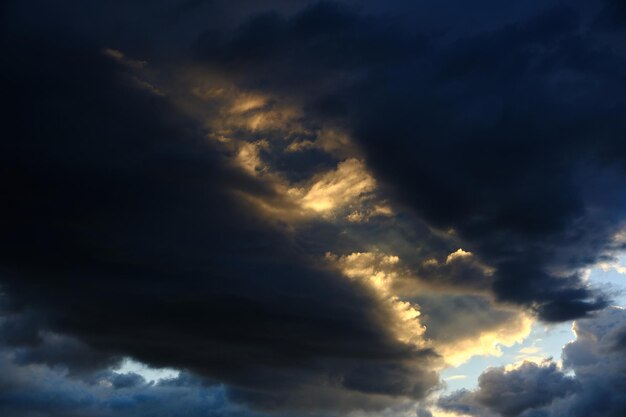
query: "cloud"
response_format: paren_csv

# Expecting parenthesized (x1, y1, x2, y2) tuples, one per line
(439, 306, 626, 417)
(327, 252, 427, 348)
(4, 0, 626, 415)
(339, 4, 623, 321)
(410, 249, 495, 294)
(291, 158, 377, 216)
(0, 348, 261, 417)
(326, 253, 532, 367)
(196, 1, 426, 94)
(594, 0, 626, 31)
(416, 295, 532, 366)
(0, 22, 440, 413)
(194, 1, 626, 321)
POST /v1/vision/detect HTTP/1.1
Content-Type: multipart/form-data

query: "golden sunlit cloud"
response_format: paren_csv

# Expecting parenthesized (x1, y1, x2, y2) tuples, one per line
(229, 93, 267, 114)
(236, 140, 269, 175)
(291, 158, 377, 216)
(102, 48, 146, 69)
(286, 128, 358, 158)
(346, 204, 394, 223)
(231, 154, 384, 223)
(164, 72, 391, 224)
(326, 250, 532, 367)
(105, 62, 536, 376)
(410, 248, 496, 296)
(192, 81, 305, 134)
(438, 311, 533, 367)
(327, 251, 427, 348)
(446, 248, 472, 263)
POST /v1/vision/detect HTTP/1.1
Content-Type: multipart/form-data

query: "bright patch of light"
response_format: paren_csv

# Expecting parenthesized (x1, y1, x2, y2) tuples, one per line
(115, 357, 180, 382)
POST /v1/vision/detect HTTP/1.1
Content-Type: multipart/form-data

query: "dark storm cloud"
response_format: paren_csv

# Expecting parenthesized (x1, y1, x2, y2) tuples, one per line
(4, 0, 626, 415)
(439, 307, 626, 417)
(0, 350, 264, 417)
(197, 1, 426, 93)
(195, 1, 626, 321)
(11, 331, 119, 375)
(0, 9, 439, 414)
(440, 362, 579, 417)
(346, 4, 625, 320)
(557, 307, 626, 417)
(353, 6, 623, 321)
(594, 0, 626, 30)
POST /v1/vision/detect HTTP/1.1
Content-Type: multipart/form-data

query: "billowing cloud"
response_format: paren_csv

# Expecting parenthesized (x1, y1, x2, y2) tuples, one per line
(3, 0, 626, 416)
(439, 307, 626, 417)
(0, 27, 439, 414)
(421, 296, 533, 367)
(195, 0, 626, 321)
(292, 158, 376, 215)
(327, 252, 427, 348)
(440, 361, 579, 417)
(0, 349, 260, 417)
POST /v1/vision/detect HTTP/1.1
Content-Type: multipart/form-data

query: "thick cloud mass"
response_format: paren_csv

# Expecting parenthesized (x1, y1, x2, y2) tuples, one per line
(0, 15, 438, 413)
(440, 307, 626, 417)
(3, 1, 626, 416)
(440, 362, 579, 417)
(197, 1, 626, 321)
(0, 354, 262, 417)
(348, 6, 626, 321)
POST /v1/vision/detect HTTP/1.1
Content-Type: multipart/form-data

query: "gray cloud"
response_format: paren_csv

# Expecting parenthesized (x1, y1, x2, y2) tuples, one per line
(3, 1, 626, 415)
(439, 307, 626, 417)
(0, 348, 263, 417)
(0, 14, 440, 413)
(194, 1, 626, 321)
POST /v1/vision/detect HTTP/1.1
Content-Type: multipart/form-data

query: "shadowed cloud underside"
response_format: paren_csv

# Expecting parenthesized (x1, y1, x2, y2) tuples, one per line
(2, 1, 626, 416)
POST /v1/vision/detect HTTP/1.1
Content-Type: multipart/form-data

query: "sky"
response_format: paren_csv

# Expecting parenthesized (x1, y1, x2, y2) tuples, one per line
(1, 1, 626, 416)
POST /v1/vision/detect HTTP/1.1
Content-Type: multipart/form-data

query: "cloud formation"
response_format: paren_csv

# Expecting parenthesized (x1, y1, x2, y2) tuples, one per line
(439, 307, 626, 417)
(3, 0, 626, 416)
(0, 26, 438, 413)
(197, 1, 626, 321)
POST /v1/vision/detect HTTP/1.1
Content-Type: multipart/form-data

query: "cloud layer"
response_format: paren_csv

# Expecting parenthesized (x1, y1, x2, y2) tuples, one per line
(196, 1, 626, 321)
(439, 307, 626, 417)
(2, 1, 626, 416)
(0, 29, 438, 412)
